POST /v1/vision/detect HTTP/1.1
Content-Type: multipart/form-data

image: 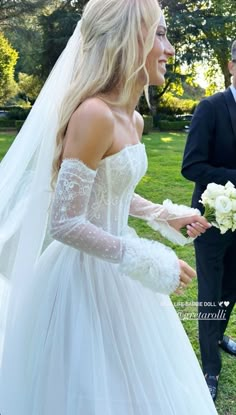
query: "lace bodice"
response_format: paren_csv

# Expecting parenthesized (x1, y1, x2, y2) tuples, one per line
(50, 142, 181, 294)
(88, 143, 147, 235)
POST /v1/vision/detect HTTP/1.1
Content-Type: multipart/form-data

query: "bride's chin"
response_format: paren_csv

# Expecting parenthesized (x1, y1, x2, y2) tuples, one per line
(150, 76, 165, 87)
(137, 70, 165, 87)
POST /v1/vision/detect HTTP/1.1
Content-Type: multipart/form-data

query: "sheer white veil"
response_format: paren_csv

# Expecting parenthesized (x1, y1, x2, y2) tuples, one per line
(0, 20, 82, 359)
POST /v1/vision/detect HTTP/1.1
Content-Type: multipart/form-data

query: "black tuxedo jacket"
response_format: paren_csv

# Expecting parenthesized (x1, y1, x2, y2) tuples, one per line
(182, 87, 236, 211)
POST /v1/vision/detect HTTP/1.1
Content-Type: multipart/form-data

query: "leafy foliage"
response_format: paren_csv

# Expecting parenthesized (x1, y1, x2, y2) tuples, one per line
(2, 0, 236, 110)
(0, 32, 18, 104)
(4, 22, 43, 78)
(162, 0, 236, 88)
(0, 0, 50, 24)
(39, 3, 80, 79)
(18, 72, 43, 103)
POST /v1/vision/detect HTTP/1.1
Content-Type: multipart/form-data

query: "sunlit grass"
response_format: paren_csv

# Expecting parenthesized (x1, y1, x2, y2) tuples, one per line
(160, 136, 173, 143)
(0, 133, 15, 161)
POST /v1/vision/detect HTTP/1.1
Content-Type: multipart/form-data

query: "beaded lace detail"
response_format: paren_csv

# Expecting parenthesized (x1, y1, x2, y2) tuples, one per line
(129, 194, 200, 246)
(50, 144, 146, 261)
(50, 143, 180, 294)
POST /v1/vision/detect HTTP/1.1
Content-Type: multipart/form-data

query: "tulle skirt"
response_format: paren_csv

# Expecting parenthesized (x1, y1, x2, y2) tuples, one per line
(0, 241, 217, 414)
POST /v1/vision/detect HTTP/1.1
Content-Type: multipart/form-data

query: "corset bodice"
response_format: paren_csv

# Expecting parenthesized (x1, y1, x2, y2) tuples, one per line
(88, 143, 147, 235)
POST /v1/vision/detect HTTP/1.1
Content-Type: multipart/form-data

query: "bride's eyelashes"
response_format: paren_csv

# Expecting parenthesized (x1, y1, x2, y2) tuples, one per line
(156, 32, 166, 38)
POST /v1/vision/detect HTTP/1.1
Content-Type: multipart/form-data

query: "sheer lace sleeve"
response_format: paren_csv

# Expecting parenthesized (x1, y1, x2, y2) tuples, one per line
(50, 160, 180, 294)
(129, 193, 200, 245)
(50, 159, 122, 262)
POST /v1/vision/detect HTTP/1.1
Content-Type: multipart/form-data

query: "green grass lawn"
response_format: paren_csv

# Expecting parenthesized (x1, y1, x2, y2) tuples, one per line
(0, 132, 16, 161)
(1, 130, 236, 413)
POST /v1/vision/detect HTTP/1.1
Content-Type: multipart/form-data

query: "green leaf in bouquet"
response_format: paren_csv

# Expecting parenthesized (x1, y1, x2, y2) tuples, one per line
(203, 204, 216, 223)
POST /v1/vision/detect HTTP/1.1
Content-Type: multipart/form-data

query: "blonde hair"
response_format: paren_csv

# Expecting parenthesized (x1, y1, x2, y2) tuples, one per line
(52, 0, 161, 185)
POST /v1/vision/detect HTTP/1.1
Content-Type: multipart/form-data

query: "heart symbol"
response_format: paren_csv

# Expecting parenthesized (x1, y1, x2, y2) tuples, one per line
(224, 301, 230, 307)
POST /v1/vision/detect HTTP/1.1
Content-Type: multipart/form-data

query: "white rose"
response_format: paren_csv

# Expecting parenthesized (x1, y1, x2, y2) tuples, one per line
(202, 197, 215, 209)
(231, 214, 236, 231)
(225, 181, 235, 190)
(231, 189, 236, 199)
(217, 217, 232, 228)
(216, 211, 231, 222)
(219, 225, 230, 234)
(231, 200, 236, 211)
(215, 195, 232, 214)
(201, 183, 226, 208)
(201, 192, 215, 208)
(216, 212, 229, 221)
(215, 214, 232, 234)
(206, 183, 225, 198)
(225, 188, 236, 198)
(224, 182, 236, 198)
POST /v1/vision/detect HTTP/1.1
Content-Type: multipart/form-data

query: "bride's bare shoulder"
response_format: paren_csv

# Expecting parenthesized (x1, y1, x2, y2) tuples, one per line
(71, 97, 114, 127)
(63, 98, 115, 168)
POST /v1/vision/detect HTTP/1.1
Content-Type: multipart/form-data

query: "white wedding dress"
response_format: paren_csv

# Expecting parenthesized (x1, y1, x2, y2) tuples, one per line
(0, 142, 217, 414)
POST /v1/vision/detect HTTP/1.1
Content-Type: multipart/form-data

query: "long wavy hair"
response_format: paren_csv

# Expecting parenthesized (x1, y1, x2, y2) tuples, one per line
(52, 0, 161, 185)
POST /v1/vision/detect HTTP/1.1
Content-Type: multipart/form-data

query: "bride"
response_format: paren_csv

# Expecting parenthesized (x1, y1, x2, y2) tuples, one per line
(0, 0, 217, 413)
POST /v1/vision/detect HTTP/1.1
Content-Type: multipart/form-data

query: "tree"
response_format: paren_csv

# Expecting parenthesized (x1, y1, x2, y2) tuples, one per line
(64, 0, 88, 14)
(199, 0, 236, 88)
(145, 0, 236, 113)
(2, 0, 87, 97)
(1, 1, 60, 79)
(0, 32, 18, 104)
(0, 0, 50, 25)
(4, 21, 44, 78)
(39, 2, 81, 79)
(18, 72, 43, 103)
(3, 1, 66, 80)
(162, 0, 236, 88)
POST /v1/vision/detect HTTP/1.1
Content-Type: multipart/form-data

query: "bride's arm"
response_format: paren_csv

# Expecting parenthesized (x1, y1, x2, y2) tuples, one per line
(131, 112, 210, 243)
(50, 158, 183, 294)
(129, 193, 211, 245)
(49, 100, 194, 294)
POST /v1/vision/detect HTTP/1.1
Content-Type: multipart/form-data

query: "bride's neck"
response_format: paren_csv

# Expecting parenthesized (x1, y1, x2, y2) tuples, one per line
(100, 84, 144, 117)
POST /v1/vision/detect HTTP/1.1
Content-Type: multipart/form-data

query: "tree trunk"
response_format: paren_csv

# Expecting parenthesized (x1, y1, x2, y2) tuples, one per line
(221, 63, 231, 89)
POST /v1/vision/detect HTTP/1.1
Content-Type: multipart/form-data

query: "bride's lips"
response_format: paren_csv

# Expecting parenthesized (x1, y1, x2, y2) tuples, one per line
(158, 60, 167, 72)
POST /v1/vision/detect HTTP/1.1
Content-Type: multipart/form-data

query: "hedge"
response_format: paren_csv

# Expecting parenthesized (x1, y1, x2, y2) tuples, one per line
(0, 118, 25, 131)
(15, 120, 24, 132)
(158, 120, 190, 131)
(0, 118, 16, 128)
(7, 107, 31, 120)
(158, 96, 198, 117)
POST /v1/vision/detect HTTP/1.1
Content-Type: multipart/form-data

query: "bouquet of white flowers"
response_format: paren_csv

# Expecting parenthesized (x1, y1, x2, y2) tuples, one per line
(200, 181, 236, 234)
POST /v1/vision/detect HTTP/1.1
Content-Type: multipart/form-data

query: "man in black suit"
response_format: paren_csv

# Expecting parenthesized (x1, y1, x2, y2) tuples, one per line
(182, 41, 236, 401)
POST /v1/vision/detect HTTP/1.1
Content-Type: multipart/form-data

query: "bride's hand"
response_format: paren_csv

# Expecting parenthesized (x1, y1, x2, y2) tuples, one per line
(167, 215, 211, 238)
(175, 259, 196, 294)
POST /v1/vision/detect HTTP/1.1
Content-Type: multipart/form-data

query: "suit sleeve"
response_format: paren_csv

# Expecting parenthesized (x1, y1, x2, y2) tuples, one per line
(181, 99, 236, 186)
